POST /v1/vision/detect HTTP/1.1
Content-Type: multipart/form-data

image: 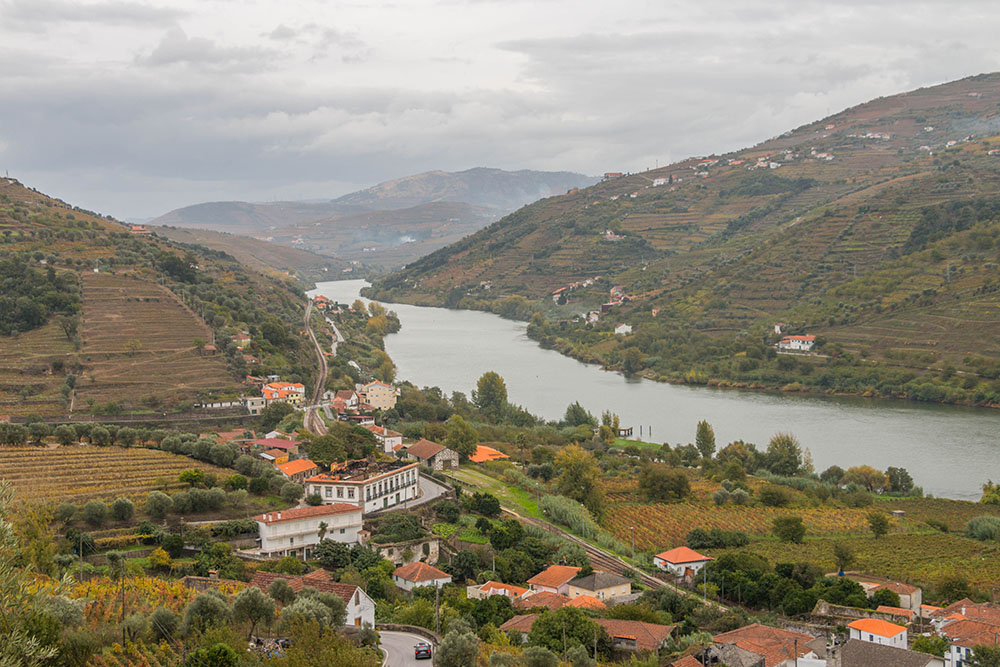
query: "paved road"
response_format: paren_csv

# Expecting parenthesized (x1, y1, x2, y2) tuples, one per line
(303, 301, 329, 436)
(380, 630, 431, 666)
(369, 474, 450, 516)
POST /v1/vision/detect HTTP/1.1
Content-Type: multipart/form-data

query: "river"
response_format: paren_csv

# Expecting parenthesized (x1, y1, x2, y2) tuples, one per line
(310, 279, 1000, 500)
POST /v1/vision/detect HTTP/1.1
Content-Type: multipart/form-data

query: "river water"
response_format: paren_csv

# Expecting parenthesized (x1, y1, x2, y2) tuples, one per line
(310, 279, 1000, 500)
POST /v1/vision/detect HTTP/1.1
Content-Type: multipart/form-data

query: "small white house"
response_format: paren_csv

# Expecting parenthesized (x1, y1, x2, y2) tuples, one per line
(777, 334, 815, 352)
(847, 619, 907, 649)
(362, 424, 404, 454)
(653, 547, 714, 578)
(252, 504, 362, 559)
(392, 562, 452, 591)
(614, 323, 633, 336)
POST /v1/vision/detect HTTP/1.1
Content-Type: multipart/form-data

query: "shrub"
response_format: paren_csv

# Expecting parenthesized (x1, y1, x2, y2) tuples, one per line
(686, 528, 749, 549)
(55, 503, 77, 523)
(306, 493, 322, 506)
(772, 516, 805, 543)
(966, 516, 1000, 542)
(111, 497, 134, 522)
(759, 486, 792, 507)
(81, 500, 108, 527)
(248, 477, 269, 495)
(145, 491, 172, 520)
(281, 482, 304, 504)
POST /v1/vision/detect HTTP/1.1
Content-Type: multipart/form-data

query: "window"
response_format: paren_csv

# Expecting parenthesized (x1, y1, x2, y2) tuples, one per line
(340, 528, 345, 534)
(290, 537, 294, 545)
(325, 488, 332, 498)
(337, 487, 344, 498)
(348, 488, 355, 499)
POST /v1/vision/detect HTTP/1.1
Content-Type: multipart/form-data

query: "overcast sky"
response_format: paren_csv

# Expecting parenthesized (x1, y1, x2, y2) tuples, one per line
(2, 0, 999, 219)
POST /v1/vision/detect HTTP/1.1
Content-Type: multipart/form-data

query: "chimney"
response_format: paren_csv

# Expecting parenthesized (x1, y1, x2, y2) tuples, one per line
(209, 570, 218, 580)
(962, 606, 967, 616)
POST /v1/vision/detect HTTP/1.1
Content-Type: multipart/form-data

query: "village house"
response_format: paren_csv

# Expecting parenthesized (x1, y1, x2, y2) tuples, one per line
(276, 458, 320, 483)
(362, 424, 403, 454)
(515, 591, 571, 612)
(251, 504, 362, 559)
(232, 332, 251, 349)
(261, 381, 306, 406)
(468, 444, 510, 464)
(940, 617, 1000, 666)
(712, 624, 818, 666)
(526, 565, 581, 596)
(566, 571, 632, 602)
(260, 448, 290, 465)
(614, 323, 633, 336)
(356, 380, 398, 410)
(391, 562, 452, 591)
(250, 570, 375, 627)
(243, 396, 266, 415)
(847, 618, 907, 648)
(252, 438, 301, 457)
(500, 615, 675, 654)
(467, 581, 529, 601)
(653, 547, 714, 578)
(405, 438, 460, 471)
(129, 225, 151, 235)
(305, 459, 420, 514)
(839, 639, 944, 667)
(566, 595, 606, 611)
(777, 334, 816, 352)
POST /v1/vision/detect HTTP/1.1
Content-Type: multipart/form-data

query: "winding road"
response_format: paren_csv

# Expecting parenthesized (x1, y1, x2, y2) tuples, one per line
(303, 301, 328, 436)
(380, 630, 431, 666)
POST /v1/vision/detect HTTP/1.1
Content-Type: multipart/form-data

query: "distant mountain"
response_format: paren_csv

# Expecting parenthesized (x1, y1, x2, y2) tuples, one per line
(150, 168, 595, 234)
(367, 73, 1000, 406)
(329, 167, 597, 212)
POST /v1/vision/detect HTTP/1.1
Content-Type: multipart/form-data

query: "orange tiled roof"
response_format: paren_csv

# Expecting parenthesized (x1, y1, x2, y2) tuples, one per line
(469, 445, 510, 463)
(596, 619, 675, 652)
(479, 581, 529, 597)
(277, 459, 319, 476)
(567, 594, 607, 610)
(262, 448, 289, 459)
(671, 657, 702, 667)
(876, 605, 915, 619)
(499, 614, 538, 634)
(714, 623, 816, 666)
(514, 591, 570, 612)
(847, 618, 906, 637)
(527, 565, 581, 589)
(655, 546, 713, 564)
(392, 562, 451, 583)
(253, 504, 359, 525)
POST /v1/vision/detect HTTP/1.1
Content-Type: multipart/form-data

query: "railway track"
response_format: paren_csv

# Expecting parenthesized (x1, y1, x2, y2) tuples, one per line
(303, 301, 328, 436)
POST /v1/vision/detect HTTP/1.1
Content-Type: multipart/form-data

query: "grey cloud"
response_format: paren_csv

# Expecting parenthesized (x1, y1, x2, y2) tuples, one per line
(140, 26, 276, 72)
(267, 24, 297, 41)
(1, 0, 185, 29)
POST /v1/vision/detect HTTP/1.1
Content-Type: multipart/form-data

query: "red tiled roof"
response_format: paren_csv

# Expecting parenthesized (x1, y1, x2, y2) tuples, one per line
(940, 618, 1000, 648)
(526, 565, 581, 589)
(655, 546, 713, 564)
(253, 504, 360, 525)
(847, 618, 906, 637)
(262, 448, 289, 459)
(514, 591, 570, 612)
(781, 335, 816, 342)
(876, 605, 915, 619)
(469, 445, 510, 463)
(597, 619, 675, 652)
(277, 459, 319, 476)
(499, 614, 538, 634)
(253, 438, 301, 450)
(873, 581, 920, 595)
(249, 570, 362, 605)
(406, 438, 447, 460)
(671, 657, 703, 667)
(714, 623, 815, 666)
(392, 562, 451, 583)
(479, 581, 529, 597)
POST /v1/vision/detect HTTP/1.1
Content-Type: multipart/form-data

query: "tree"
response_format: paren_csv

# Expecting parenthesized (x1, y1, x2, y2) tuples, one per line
(182, 589, 232, 635)
(528, 607, 605, 655)
(819, 465, 845, 485)
(638, 465, 690, 501)
(448, 551, 480, 582)
(314, 540, 352, 570)
(870, 588, 900, 608)
(445, 414, 478, 458)
(563, 402, 596, 427)
(911, 635, 948, 658)
(470, 492, 501, 517)
(185, 643, 239, 667)
(269, 578, 296, 605)
(145, 491, 172, 520)
(149, 607, 179, 642)
(522, 646, 559, 667)
(886, 466, 914, 494)
(81, 500, 108, 527)
(280, 597, 334, 632)
(53, 424, 77, 446)
(281, 482, 304, 504)
(434, 626, 480, 667)
(488, 519, 524, 551)
(772, 516, 805, 543)
(842, 466, 886, 493)
(28, 422, 51, 444)
(764, 432, 803, 476)
(435, 500, 461, 524)
(234, 586, 275, 640)
(695, 420, 716, 459)
(110, 497, 134, 522)
(148, 547, 172, 571)
(555, 444, 605, 518)
(178, 469, 205, 488)
(832, 543, 854, 573)
(89, 425, 110, 446)
(260, 402, 295, 431)
(968, 645, 1000, 666)
(867, 511, 890, 539)
(473, 371, 508, 421)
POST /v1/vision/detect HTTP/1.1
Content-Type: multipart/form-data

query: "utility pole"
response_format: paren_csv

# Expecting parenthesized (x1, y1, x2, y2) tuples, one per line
(435, 584, 440, 635)
(630, 526, 635, 563)
(562, 622, 567, 655)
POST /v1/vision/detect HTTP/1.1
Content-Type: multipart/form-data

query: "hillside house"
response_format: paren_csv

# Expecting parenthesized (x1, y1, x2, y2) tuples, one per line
(566, 595, 606, 611)
(243, 396, 266, 415)
(847, 618, 907, 648)
(713, 624, 818, 666)
(129, 225, 151, 235)
(526, 565, 581, 596)
(276, 458, 320, 483)
(653, 547, 713, 578)
(405, 438, 459, 470)
(603, 172, 624, 180)
(467, 581, 529, 601)
(566, 571, 631, 602)
(250, 570, 375, 627)
(305, 459, 420, 514)
(777, 334, 816, 352)
(252, 439, 301, 456)
(839, 639, 943, 667)
(262, 381, 306, 406)
(356, 381, 398, 410)
(857, 580, 922, 612)
(515, 591, 571, 612)
(614, 323, 633, 335)
(392, 562, 452, 591)
(232, 332, 251, 349)
(252, 504, 362, 559)
(260, 449, 290, 465)
(362, 424, 403, 454)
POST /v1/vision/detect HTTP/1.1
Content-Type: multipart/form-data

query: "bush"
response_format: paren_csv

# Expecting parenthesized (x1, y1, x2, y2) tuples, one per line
(162, 534, 185, 558)
(249, 477, 269, 495)
(435, 500, 462, 523)
(111, 497, 134, 522)
(145, 491, 172, 520)
(966, 516, 1000, 542)
(150, 607, 179, 641)
(281, 482, 304, 504)
(686, 528, 749, 549)
(772, 516, 805, 543)
(81, 500, 108, 527)
(55, 503, 77, 523)
(306, 493, 322, 506)
(759, 486, 792, 507)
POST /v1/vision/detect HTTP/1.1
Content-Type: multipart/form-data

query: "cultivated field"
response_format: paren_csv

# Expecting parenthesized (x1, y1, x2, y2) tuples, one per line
(0, 445, 230, 503)
(76, 272, 238, 408)
(0, 321, 75, 416)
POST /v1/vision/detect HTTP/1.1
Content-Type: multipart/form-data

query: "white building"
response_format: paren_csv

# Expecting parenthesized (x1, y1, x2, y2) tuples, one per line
(252, 504, 362, 559)
(305, 459, 420, 515)
(392, 562, 452, 591)
(362, 424, 404, 454)
(653, 547, 714, 578)
(614, 323, 633, 336)
(777, 334, 816, 352)
(250, 571, 375, 627)
(847, 619, 907, 649)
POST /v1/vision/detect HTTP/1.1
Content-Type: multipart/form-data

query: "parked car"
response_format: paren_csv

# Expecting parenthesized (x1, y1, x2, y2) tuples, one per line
(414, 642, 432, 660)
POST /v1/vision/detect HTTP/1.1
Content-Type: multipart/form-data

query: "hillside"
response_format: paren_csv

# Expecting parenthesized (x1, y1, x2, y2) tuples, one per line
(150, 224, 357, 283)
(266, 200, 497, 269)
(148, 199, 354, 234)
(368, 73, 1000, 406)
(0, 178, 316, 417)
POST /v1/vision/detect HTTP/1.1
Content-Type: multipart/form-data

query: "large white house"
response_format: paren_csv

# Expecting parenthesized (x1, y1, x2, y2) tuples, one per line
(847, 618, 907, 649)
(305, 459, 420, 515)
(252, 504, 362, 559)
(653, 547, 714, 578)
(777, 334, 816, 352)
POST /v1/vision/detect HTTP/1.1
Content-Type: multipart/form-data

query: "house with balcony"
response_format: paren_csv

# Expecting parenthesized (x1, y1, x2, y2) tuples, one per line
(305, 459, 420, 515)
(251, 504, 362, 559)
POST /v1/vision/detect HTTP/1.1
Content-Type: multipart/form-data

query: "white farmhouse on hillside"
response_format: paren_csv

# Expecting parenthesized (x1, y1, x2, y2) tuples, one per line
(847, 618, 907, 649)
(252, 504, 362, 559)
(777, 334, 816, 352)
(653, 547, 714, 578)
(614, 323, 633, 336)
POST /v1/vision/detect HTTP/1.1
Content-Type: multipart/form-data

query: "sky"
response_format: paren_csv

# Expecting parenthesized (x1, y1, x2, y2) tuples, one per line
(2, 1, 1000, 220)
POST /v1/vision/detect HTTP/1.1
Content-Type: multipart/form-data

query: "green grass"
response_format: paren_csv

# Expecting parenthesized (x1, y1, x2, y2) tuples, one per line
(444, 466, 542, 518)
(612, 438, 661, 451)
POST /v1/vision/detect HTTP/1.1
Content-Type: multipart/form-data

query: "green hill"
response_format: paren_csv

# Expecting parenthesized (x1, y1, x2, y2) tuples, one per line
(0, 178, 316, 417)
(368, 73, 1000, 406)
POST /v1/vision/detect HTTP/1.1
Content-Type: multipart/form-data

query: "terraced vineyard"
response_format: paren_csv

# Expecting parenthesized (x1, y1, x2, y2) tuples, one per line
(0, 445, 230, 503)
